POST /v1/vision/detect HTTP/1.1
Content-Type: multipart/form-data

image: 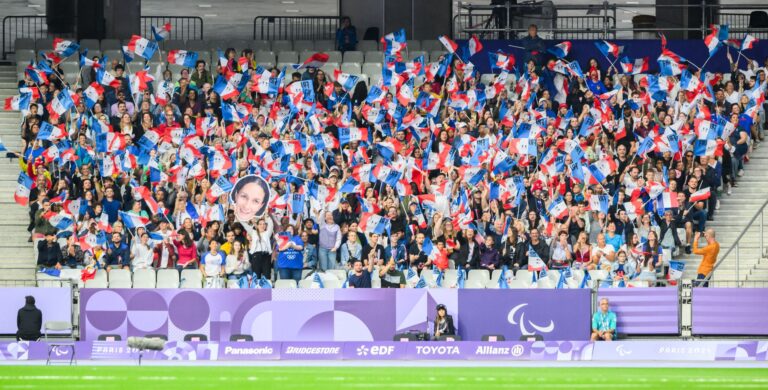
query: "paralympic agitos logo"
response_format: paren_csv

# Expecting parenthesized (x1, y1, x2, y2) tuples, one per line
(507, 303, 555, 335)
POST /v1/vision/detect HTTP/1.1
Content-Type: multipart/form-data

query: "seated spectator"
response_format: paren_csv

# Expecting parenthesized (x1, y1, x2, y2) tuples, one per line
(174, 230, 199, 271)
(225, 241, 250, 280)
(152, 235, 177, 269)
(591, 298, 617, 341)
(379, 259, 405, 288)
(36, 231, 62, 270)
(130, 232, 153, 270)
(548, 231, 572, 270)
(433, 304, 456, 338)
(105, 233, 130, 271)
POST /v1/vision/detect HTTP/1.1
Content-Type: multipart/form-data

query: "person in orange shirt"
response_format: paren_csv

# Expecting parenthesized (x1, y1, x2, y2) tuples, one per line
(693, 228, 720, 287)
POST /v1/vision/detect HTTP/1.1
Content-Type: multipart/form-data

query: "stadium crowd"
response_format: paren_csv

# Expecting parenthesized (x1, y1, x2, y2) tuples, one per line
(11, 23, 767, 288)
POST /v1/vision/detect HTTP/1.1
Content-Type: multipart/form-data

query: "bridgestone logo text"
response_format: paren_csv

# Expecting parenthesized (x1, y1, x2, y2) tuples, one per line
(285, 347, 340, 354)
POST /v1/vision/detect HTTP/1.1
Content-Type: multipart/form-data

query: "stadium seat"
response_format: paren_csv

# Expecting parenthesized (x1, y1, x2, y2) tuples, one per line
(35, 38, 54, 52)
(484, 279, 500, 289)
(325, 51, 343, 64)
(36, 272, 62, 288)
(294, 40, 314, 52)
(100, 39, 122, 50)
(343, 51, 364, 64)
(15, 50, 35, 63)
(320, 62, 339, 77)
(298, 279, 314, 288)
(421, 40, 443, 52)
(372, 278, 382, 288)
(162, 39, 186, 51)
(186, 40, 208, 51)
(132, 269, 156, 288)
(277, 51, 298, 64)
(314, 40, 335, 51)
(274, 279, 297, 288)
(207, 39, 228, 50)
(537, 278, 555, 289)
(357, 40, 378, 52)
(369, 73, 382, 87)
(628, 280, 650, 287)
(14, 38, 35, 50)
(230, 40, 252, 52)
(328, 269, 348, 281)
(254, 51, 276, 68)
(108, 269, 132, 288)
(340, 62, 362, 75)
(227, 279, 240, 288)
(79, 39, 100, 52)
(364, 51, 382, 63)
(508, 277, 528, 288)
(271, 40, 293, 52)
(252, 40, 270, 51)
(406, 40, 421, 51)
(465, 279, 485, 289)
(180, 269, 203, 288)
(361, 63, 382, 77)
(588, 270, 609, 283)
(323, 279, 342, 289)
(84, 279, 107, 288)
(429, 50, 447, 62)
(406, 50, 427, 61)
(301, 269, 313, 279)
(58, 268, 83, 288)
(156, 269, 180, 288)
(468, 269, 491, 284)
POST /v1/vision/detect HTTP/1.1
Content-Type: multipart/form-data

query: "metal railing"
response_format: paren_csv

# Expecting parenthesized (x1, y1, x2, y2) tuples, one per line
(456, 2, 768, 40)
(2, 15, 204, 60)
(710, 198, 768, 285)
(253, 16, 343, 41)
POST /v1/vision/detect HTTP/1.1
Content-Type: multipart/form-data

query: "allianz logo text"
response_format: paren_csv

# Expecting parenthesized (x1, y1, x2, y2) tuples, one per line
(474, 344, 525, 357)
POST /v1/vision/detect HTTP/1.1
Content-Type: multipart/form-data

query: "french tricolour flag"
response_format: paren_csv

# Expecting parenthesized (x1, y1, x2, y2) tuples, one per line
(152, 23, 172, 41)
(704, 26, 721, 56)
(548, 41, 571, 59)
(293, 52, 329, 70)
(44, 211, 74, 230)
(548, 196, 569, 219)
(83, 82, 104, 109)
(438, 35, 459, 54)
(741, 34, 757, 51)
(127, 35, 158, 59)
(167, 50, 198, 67)
(594, 40, 620, 58)
(119, 210, 149, 229)
(468, 34, 483, 56)
(689, 187, 711, 203)
(4, 94, 31, 111)
(134, 186, 160, 215)
(53, 38, 79, 58)
(14, 172, 33, 206)
(206, 176, 234, 204)
(358, 212, 391, 235)
(333, 69, 359, 92)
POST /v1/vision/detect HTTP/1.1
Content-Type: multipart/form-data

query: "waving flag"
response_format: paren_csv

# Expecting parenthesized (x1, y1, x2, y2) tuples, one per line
(358, 212, 391, 235)
(167, 50, 198, 67)
(467, 34, 483, 56)
(438, 35, 459, 54)
(741, 34, 757, 51)
(498, 265, 510, 289)
(588, 194, 610, 215)
(293, 52, 329, 70)
(594, 40, 620, 58)
(152, 23, 172, 41)
(14, 172, 33, 206)
(381, 29, 407, 58)
(127, 35, 158, 59)
(44, 212, 73, 231)
(703, 25, 722, 56)
(118, 211, 149, 229)
(547, 196, 569, 219)
(52, 38, 79, 58)
(689, 187, 711, 202)
(488, 51, 515, 71)
(333, 69, 359, 92)
(657, 49, 686, 76)
(548, 41, 571, 58)
(528, 245, 546, 271)
(82, 82, 104, 109)
(4, 94, 31, 111)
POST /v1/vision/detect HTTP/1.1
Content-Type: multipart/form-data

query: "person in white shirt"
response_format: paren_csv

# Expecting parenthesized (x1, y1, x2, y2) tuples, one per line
(130, 232, 154, 270)
(225, 241, 250, 280)
(248, 217, 274, 279)
(201, 240, 226, 286)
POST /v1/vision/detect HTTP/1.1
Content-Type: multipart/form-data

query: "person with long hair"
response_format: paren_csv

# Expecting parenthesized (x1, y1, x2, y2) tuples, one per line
(248, 218, 273, 280)
(433, 304, 456, 338)
(225, 240, 250, 280)
(173, 230, 198, 272)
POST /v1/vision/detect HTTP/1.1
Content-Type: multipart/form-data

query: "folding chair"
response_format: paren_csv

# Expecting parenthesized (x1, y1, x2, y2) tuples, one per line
(45, 321, 76, 365)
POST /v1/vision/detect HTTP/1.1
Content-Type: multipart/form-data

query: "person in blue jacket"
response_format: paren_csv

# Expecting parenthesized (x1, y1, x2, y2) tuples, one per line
(276, 226, 304, 282)
(336, 17, 357, 53)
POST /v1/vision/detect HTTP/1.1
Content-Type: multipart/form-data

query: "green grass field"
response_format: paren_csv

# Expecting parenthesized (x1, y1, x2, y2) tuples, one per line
(0, 366, 766, 389)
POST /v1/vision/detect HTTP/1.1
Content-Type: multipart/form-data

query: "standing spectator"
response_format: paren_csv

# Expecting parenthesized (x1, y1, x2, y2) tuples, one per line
(408, 232, 431, 272)
(249, 218, 274, 280)
(16, 296, 42, 341)
(694, 229, 720, 287)
(36, 232, 63, 270)
(549, 230, 572, 270)
(318, 212, 341, 271)
(347, 258, 373, 288)
(521, 24, 545, 67)
(276, 227, 304, 282)
(477, 235, 500, 275)
(335, 17, 358, 52)
(152, 236, 177, 269)
(591, 298, 617, 341)
(190, 60, 213, 88)
(301, 231, 317, 269)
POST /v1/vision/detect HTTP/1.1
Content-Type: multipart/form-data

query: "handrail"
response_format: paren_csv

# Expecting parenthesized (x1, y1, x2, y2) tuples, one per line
(253, 16, 343, 41)
(709, 198, 768, 282)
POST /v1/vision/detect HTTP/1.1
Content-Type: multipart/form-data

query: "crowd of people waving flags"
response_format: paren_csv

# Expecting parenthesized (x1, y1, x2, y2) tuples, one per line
(4, 21, 766, 289)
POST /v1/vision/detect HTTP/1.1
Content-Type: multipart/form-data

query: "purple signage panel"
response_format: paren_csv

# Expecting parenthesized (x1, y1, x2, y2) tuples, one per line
(692, 288, 768, 336)
(457, 289, 592, 341)
(0, 288, 71, 334)
(280, 342, 343, 360)
(592, 341, 768, 361)
(597, 288, 679, 335)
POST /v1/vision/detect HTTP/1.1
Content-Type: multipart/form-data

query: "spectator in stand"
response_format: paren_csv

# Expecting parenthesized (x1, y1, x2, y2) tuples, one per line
(379, 259, 405, 288)
(301, 231, 317, 270)
(225, 240, 250, 280)
(201, 240, 226, 287)
(549, 230, 572, 270)
(335, 17, 358, 53)
(408, 232, 431, 273)
(318, 211, 342, 271)
(174, 230, 198, 271)
(591, 298, 617, 341)
(105, 232, 130, 271)
(37, 231, 63, 270)
(190, 60, 213, 88)
(477, 235, 500, 275)
(152, 236, 177, 269)
(130, 232, 154, 270)
(249, 218, 274, 280)
(347, 258, 373, 288)
(62, 236, 84, 269)
(694, 229, 720, 287)
(521, 24, 545, 68)
(276, 227, 304, 282)
(341, 230, 363, 265)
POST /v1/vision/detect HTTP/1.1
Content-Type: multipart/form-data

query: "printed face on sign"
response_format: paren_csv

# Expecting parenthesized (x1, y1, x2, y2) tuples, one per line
(229, 175, 271, 223)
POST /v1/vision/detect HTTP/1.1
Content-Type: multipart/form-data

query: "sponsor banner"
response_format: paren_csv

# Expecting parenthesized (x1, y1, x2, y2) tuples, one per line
(280, 342, 344, 360)
(592, 341, 768, 361)
(0, 288, 72, 334)
(597, 288, 679, 335)
(692, 288, 768, 336)
(1, 341, 765, 361)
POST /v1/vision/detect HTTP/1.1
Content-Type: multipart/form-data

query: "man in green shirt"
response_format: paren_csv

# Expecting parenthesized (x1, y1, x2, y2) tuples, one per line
(591, 298, 617, 341)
